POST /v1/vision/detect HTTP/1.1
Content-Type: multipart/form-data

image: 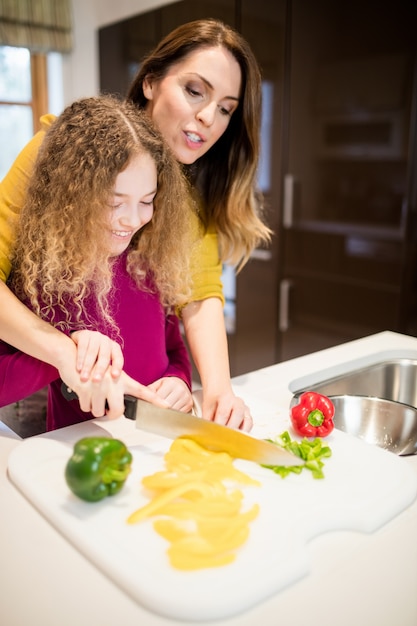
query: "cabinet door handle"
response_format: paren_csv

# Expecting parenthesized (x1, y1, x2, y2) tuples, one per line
(279, 279, 293, 331)
(283, 174, 296, 228)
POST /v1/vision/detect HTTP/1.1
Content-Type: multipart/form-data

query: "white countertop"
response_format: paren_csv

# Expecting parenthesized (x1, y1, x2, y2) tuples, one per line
(1, 331, 417, 626)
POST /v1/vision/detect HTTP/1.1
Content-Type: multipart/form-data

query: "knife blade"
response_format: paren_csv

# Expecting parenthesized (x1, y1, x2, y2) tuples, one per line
(61, 383, 300, 467)
(125, 397, 301, 467)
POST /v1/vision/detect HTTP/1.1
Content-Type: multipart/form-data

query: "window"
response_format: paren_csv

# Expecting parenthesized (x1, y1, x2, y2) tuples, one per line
(0, 46, 48, 180)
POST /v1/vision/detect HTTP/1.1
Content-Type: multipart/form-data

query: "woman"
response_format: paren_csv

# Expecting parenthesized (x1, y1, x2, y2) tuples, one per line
(0, 95, 193, 429)
(0, 19, 270, 430)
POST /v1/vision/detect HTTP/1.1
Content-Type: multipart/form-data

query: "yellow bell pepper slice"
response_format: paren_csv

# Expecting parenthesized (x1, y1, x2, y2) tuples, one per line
(127, 438, 260, 570)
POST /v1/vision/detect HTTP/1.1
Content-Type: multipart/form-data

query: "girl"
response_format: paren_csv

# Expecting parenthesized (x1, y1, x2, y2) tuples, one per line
(0, 95, 193, 430)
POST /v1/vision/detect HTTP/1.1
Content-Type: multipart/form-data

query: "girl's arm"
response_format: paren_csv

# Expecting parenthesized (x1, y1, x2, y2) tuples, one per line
(0, 334, 171, 420)
(0, 294, 168, 419)
(181, 297, 253, 432)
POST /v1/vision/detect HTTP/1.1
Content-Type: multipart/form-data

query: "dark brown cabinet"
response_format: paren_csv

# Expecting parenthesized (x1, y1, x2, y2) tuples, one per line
(99, 0, 417, 375)
(279, 0, 417, 360)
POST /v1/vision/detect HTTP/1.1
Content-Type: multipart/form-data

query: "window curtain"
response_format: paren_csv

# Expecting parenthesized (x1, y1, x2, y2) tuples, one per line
(0, 0, 73, 53)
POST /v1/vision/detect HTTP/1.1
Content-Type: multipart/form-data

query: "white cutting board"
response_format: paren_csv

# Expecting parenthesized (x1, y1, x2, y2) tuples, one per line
(7, 412, 417, 622)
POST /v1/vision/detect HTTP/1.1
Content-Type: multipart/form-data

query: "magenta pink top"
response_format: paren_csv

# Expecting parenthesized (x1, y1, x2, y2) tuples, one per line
(0, 252, 191, 430)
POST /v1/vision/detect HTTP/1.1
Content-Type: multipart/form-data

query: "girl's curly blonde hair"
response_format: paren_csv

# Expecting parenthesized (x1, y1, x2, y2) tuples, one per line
(11, 95, 192, 334)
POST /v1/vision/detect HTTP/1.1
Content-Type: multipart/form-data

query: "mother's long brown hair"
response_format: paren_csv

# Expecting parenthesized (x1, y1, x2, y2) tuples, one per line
(127, 18, 271, 270)
(11, 95, 192, 333)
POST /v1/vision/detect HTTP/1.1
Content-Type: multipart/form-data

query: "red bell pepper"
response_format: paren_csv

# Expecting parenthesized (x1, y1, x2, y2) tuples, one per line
(290, 391, 335, 438)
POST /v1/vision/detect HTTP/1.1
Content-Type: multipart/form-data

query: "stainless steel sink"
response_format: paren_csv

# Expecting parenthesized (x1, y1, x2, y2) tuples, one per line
(290, 358, 417, 455)
(292, 359, 417, 408)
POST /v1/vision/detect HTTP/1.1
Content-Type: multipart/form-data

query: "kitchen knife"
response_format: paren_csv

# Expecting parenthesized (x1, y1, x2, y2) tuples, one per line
(61, 383, 301, 467)
(127, 397, 302, 466)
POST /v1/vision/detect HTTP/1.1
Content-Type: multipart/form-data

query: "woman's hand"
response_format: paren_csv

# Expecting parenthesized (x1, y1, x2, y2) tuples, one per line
(60, 330, 128, 417)
(201, 390, 253, 432)
(147, 377, 193, 413)
(181, 298, 252, 431)
(70, 330, 123, 382)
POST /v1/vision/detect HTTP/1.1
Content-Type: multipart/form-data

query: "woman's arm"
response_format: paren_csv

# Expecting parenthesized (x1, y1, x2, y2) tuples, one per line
(184, 222, 252, 431)
(182, 297, 252, 431)
(0, 281, 123, 383)
(0, 280, 74, 366)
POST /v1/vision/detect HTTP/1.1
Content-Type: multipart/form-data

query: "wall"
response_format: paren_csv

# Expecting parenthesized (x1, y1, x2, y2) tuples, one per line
(61, 0, 176, 105)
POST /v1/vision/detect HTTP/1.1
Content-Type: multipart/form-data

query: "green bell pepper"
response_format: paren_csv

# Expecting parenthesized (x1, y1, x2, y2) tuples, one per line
(65, 437, 133, 502)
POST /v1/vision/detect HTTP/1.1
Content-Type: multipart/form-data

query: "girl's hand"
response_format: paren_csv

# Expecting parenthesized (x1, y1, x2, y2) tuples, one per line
(66, 369, 170, 420)
(201, 390, 253, 432)
(70, 330, 124, 382)
(147, 377, 193, 413)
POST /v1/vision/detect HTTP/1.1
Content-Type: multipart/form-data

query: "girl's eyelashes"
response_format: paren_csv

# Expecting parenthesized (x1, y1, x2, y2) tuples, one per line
(141, 192, 157, 207)
(108, 195, 155, 210)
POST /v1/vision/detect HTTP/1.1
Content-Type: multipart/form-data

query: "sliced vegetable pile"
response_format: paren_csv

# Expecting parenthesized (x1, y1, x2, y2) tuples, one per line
(263, 430, 332, 479)
(65, 437, 133, 502)
(127, 437, 260, 570)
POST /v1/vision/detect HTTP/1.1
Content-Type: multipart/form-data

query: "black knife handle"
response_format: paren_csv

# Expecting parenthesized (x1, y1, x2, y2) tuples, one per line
(60, 382, 137, 420)
(123, 396, 137, 420)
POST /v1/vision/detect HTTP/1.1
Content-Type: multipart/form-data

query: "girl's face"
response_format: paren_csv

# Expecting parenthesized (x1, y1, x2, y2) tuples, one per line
(143, 46, 242, 164)
(108, 152, 157, 256)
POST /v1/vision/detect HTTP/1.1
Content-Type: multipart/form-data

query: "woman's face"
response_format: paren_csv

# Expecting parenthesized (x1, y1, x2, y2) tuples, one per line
(143, 46, 242, 164)
(108, 152, 157, 256)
